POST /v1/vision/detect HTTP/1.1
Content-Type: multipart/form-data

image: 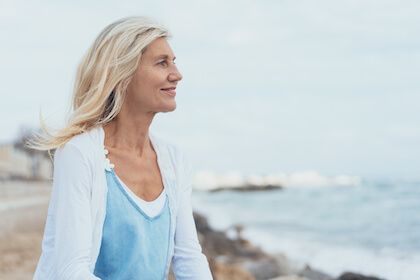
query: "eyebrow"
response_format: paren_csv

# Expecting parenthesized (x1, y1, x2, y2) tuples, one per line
(154, 54, 176, 61)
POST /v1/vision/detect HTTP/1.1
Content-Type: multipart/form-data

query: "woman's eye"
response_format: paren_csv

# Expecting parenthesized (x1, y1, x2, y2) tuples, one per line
(159, 61, 168, 66)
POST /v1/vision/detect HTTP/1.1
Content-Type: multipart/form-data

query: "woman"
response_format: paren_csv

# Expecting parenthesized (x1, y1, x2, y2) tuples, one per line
(30, 16, 213, 280)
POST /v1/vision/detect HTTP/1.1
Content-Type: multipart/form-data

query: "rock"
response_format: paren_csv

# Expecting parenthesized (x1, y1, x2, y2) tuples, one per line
(298, 264, 334, 280)
(209, 258, 255, 280)
(240, 257, 288, 280)
(269, 275, 310, 280)
(210, 184, 283, 192)
(193, 211, 292, 279)
(336, 272, 386, 280)
(272, 253, 295, 275)
(193, 212, 267, 260)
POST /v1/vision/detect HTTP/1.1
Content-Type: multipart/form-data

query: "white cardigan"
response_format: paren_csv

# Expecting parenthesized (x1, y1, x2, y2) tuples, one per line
(33, 126, 213, 280)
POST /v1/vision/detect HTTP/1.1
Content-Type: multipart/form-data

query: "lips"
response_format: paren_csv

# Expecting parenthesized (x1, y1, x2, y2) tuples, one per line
(161, 87, 176, 96)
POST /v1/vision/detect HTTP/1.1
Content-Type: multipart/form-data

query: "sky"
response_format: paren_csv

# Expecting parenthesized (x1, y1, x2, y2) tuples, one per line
(1, 0, 419, 181)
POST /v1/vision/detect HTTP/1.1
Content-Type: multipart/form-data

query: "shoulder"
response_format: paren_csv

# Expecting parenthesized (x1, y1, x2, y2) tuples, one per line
(151, 132, 193, 181)
(151, 132, 184, 162)
(54, 126, 101, 167)
(65, 126, 101, 152)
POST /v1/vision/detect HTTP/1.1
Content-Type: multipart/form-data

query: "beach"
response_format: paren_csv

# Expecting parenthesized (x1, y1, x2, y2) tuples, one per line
(0, 181, 50, 280)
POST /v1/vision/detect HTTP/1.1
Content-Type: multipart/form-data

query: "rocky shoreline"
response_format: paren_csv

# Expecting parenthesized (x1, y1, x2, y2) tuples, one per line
(209, 184, 283, 193)
(180, 212, 387, 280)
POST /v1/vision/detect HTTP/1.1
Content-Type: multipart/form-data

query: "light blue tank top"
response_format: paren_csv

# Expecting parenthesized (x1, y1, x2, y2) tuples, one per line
(94, 169, 171, 280)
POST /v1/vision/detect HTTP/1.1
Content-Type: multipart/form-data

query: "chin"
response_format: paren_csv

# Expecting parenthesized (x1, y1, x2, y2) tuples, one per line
(160, 103, 177, 113)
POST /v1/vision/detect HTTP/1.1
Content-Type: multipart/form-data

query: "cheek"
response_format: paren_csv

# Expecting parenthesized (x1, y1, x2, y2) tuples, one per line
(133, 70, 162, 92)
(129, 75, 147, 94)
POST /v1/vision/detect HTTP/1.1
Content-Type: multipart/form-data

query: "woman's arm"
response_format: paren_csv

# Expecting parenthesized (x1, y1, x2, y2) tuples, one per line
(34, 143, 100, 280)
(172, 152, 213, 280)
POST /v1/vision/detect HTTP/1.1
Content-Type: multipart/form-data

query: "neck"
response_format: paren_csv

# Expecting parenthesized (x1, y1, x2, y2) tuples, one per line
(103, 109, 157, 158)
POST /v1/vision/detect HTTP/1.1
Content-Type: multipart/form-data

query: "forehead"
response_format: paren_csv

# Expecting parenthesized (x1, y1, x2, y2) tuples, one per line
(142, 37, 175, 59)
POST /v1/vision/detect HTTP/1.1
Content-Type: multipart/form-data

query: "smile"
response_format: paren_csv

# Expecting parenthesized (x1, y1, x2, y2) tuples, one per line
(160, 87, 176, 96)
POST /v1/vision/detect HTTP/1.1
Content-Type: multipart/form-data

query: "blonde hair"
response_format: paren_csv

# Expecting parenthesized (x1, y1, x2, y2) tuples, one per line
(27, 16, 170, 152)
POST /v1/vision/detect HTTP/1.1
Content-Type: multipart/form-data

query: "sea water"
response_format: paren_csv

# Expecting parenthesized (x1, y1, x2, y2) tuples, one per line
(192, 180, 420, 280)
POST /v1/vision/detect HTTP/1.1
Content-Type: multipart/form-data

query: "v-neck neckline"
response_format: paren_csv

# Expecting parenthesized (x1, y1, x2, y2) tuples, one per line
(98, 125, 168, 203)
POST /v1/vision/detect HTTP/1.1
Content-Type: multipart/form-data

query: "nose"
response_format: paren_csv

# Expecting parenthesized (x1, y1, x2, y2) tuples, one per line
(168, 65, 183, 82)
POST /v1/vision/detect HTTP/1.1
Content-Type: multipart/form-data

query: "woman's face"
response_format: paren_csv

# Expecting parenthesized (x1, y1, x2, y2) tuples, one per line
(125, 37, 183, 113)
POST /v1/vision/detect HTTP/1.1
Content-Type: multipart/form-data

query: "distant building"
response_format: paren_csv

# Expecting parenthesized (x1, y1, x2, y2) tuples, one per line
(0, 143, 52, 180)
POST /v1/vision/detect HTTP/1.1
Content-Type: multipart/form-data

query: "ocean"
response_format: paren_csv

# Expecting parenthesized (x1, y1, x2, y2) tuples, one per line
(192, 180, 420, 280)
